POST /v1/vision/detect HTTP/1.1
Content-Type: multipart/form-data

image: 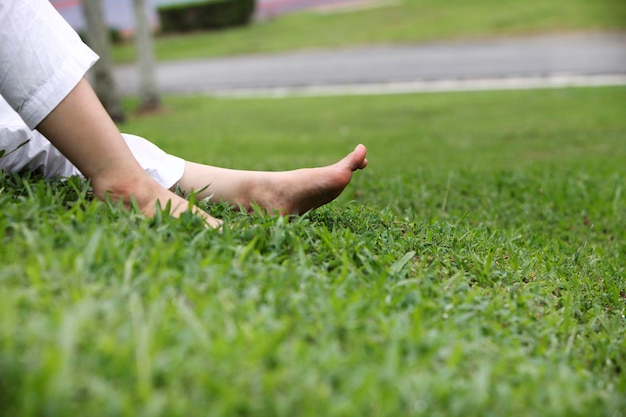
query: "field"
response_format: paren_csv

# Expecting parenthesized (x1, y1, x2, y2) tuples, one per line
(1, 86, 625, 416)
(112, 0, 626, 62)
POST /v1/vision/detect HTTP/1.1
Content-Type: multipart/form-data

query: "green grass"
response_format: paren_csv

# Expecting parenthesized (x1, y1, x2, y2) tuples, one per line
(1, 86, 626, 416)
(112, 0, 626, 62)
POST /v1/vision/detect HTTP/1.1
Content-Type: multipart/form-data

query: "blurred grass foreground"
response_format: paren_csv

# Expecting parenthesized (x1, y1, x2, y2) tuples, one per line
(2, 85, 626, 416)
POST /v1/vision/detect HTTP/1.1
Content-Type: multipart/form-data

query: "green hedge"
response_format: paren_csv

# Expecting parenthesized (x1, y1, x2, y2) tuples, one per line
(158, 0, 256, 32)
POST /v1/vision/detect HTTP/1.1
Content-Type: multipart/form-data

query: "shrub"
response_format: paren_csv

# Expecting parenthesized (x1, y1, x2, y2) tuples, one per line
(77, 28, 124, 45)
(158, 0, 256, 33)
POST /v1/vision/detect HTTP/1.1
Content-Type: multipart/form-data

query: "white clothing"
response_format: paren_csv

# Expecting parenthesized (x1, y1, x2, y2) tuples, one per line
(0, 0, 99, 129)
(0, 0, 185, 188)
(0, 97, 186, 189)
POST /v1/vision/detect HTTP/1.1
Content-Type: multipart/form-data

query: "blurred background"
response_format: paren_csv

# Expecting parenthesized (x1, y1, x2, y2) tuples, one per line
(50, 0, 359, 35)
(50, 0, 626, 103)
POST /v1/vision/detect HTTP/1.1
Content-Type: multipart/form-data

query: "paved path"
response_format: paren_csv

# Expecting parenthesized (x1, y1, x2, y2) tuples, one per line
(114, 32, 626, 97)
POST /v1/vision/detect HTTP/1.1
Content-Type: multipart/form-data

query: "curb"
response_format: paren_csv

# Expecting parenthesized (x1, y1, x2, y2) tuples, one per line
(208, 74, 626, 98)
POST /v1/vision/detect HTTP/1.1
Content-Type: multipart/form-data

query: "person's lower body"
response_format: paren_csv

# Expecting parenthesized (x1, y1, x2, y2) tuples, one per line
(1, 128, 368, 216)
(0, 129, 185, 190)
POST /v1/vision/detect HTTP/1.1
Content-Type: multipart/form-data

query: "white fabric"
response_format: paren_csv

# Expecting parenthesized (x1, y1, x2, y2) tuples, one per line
(0, 0, 99, 129)
(0, 96, 78, 179)
(0, 97, 186, 189)
(121, 134, 186, 190)
(0, 0, 185, 189)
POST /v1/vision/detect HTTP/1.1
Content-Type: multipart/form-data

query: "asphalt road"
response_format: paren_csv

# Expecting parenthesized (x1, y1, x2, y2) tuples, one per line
(114, 32, 626, 96)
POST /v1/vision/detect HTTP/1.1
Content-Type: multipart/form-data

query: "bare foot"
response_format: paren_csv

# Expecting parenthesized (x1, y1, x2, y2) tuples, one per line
(177, 144, 368, 217)
(248, 144, 368, 215)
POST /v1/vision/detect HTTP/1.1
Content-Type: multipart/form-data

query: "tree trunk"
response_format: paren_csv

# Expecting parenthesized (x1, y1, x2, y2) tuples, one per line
(82, 0, 125, 122)
(133, 0, 161, 112)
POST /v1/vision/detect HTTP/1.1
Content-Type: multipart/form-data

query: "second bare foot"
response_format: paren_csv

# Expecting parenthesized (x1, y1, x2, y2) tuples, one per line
(250, 144, 368, 215)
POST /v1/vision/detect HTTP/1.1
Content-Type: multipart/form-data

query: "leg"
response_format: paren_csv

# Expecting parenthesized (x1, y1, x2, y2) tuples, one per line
(176, 145, 368, 215)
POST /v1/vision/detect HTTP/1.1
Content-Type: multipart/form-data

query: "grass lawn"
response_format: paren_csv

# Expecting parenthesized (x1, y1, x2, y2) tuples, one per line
(1, 86, 626, 416)
(112, 0, 626, 62)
